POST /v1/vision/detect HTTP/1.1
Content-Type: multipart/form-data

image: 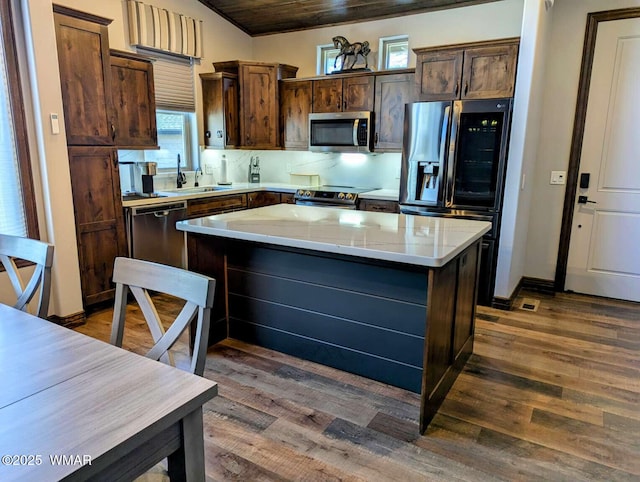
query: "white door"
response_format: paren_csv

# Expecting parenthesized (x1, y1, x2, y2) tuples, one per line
(566, 17, 640, 302)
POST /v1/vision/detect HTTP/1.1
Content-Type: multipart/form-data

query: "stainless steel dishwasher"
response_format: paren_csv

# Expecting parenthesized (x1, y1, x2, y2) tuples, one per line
(127, 201, 188, 268)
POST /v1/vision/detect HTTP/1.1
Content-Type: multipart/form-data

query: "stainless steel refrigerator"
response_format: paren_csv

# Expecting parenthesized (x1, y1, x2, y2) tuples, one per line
(399, 99, 513, 305)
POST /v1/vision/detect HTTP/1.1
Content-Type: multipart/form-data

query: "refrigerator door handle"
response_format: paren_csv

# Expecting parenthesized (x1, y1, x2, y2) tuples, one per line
(446, 101, 462, 208)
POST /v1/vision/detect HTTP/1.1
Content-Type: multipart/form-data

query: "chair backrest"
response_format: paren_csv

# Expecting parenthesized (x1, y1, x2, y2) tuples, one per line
(0, 234, 55, 319)
(109, 257, 216, 376)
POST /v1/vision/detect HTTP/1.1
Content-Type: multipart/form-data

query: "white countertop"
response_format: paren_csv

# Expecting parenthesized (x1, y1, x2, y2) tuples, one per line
(359, 189, 399, 201)
(121, 182, 300, 208)
(177, 204, 490, 267)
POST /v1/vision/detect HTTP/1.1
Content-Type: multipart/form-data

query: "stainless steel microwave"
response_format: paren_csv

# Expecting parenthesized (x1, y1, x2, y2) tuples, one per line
(308, 111, 373, 153)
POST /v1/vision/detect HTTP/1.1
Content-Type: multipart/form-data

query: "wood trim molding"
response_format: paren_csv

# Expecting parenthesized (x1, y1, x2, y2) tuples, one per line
(413, 36, 520, 55)
(555, 7, 640, 291)
(52, 4, 112, 25)
(522, 276, 555, 294)
(48, 311, 86, 328)
(491, 276, 523, 310)
(1, 0, 39, 240)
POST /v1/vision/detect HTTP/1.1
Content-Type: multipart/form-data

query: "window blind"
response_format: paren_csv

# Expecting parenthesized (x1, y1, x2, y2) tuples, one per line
(0, 29, 27, 237)
(141, 50, 195, 112)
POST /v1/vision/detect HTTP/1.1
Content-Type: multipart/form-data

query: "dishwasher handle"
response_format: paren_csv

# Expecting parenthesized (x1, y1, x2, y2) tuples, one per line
(131, 201, 188, 216)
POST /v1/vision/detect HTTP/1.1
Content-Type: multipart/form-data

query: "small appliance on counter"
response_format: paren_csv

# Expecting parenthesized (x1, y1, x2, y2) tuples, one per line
(120, 161, 167, 201)
(248, 156, 260, 183)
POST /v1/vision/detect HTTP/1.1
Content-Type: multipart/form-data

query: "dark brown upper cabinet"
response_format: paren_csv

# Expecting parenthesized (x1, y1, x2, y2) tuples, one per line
(373, 72, 414, 151)
(280, 79, 312, 150)
(201, 72, 239, 149)
(414, 38, 519, 101)
(54, 5, 115, 146)
(110, 50, 158, 149)
(210, 61, 298, 149)
(312, 76, 374, 113)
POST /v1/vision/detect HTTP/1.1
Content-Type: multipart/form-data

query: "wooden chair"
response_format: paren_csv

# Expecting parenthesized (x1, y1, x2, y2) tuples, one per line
(109, 257, 216, 376)
(0, 234, 54, 319)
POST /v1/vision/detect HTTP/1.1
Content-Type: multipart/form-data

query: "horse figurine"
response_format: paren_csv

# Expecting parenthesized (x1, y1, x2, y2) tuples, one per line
(332, 36, 371, 71)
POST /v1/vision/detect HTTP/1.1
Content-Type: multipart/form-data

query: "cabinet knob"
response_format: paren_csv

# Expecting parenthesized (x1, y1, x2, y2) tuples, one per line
(454, 81, 460, 97)
(464, 81, 469, 96)
(205, 130, 211, 138)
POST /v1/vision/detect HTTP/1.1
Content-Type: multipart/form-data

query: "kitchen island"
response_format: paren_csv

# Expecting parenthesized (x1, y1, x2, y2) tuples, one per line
(178, 204, 490, 432)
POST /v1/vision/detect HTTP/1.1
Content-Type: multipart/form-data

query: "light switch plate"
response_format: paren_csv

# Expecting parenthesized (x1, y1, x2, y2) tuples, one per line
(550, 170, 566, 185)
(204, 164, 213, 175)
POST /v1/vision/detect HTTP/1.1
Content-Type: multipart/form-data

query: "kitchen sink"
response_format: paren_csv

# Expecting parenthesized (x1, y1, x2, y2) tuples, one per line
(159, 185, 232, 194)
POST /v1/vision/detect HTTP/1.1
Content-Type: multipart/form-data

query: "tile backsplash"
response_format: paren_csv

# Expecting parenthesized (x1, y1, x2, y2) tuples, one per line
(119, 148, 402, 192)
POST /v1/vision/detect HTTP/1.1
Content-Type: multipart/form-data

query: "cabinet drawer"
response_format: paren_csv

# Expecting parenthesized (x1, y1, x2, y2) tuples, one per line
(359, 199, 399, 213)
(187, 194, 247, 218)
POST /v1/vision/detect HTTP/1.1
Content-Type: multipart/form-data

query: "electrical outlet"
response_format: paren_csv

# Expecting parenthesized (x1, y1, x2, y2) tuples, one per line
(204, 164, 213, 175)
(550, 170, 566, 185)
(286, 163, 292, 173)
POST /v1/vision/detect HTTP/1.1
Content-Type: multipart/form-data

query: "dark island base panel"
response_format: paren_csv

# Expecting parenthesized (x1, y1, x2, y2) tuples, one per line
(225, 244, 429, 394)
(187, 234, 482, 434)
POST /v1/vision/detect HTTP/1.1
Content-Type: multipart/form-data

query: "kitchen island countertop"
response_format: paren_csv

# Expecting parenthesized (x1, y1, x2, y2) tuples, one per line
(177, 203, 490, 268)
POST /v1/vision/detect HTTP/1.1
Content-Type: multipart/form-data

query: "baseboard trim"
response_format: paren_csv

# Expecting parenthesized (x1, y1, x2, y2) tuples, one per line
(48, 311, 86, 328)
(521, 276, 556, 294)
(491, 277, 524, 311)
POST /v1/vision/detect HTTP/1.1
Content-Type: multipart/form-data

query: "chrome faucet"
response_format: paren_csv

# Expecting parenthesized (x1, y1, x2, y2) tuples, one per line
(194, 167, 202, 187)
(176, 154, 186, 188)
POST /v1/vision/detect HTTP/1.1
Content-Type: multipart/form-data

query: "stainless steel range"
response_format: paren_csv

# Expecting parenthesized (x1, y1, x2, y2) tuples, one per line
(294, 185, 373, 209)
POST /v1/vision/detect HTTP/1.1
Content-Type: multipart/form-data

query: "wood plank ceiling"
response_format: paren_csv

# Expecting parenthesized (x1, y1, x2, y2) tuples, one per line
(197, 0, 502, 36)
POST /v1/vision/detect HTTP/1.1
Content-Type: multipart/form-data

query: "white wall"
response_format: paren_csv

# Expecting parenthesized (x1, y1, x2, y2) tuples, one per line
(494, 0, 554, 299)
(524, 0, 640, 282)
(7, 0, 251, 318)
(253, 0, 524, 77)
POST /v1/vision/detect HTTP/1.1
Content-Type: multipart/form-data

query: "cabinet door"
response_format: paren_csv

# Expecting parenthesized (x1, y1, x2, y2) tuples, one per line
(461, 44, 518, 99)
(54, 10, 115, 146)
(240, 64, 278, 148)
(248, 191, 281, 208)
(374, 73, 413, 151)
(280, 192, 296, 204)
(67, 147, 126, 306)
(452, 243, 479, 359)
(201, 73, 239, 148)
(280, 80, 312, 149)
(312, 78, 342, 112)
(110, 53, 157, 148)
(342, 76, 374, 111)
(416, 50, 463, 101)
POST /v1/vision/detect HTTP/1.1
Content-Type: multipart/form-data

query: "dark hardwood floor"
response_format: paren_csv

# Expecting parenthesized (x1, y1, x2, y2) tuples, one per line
(76, 290, 640, 481)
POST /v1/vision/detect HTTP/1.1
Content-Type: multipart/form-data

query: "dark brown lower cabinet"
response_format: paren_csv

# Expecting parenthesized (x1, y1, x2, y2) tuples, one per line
(67, 147, 127, 306)
(247, 191, 281, 208)
(359, 199, 399, 213)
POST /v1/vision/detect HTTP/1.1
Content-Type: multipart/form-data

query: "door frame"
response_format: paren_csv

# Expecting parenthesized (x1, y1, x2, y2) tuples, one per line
(555, 7, 640, 291)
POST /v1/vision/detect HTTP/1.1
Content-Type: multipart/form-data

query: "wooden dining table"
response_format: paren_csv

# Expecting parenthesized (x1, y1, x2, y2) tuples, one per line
(0, 304, 218, 481)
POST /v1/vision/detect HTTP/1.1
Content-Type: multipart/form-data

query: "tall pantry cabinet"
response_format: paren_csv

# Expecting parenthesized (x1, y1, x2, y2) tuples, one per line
(53, 5, 127, 307)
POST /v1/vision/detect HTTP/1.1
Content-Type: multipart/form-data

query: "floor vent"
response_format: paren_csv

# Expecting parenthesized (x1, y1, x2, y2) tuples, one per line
(519, 298, 540, 312)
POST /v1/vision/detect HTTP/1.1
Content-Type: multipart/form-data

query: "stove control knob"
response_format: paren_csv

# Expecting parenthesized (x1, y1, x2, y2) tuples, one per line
(305, 191, 312, 197)
(346, 193, 354, 200)
(297, 189, 305, 196)
(338, 192, 345, 200)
